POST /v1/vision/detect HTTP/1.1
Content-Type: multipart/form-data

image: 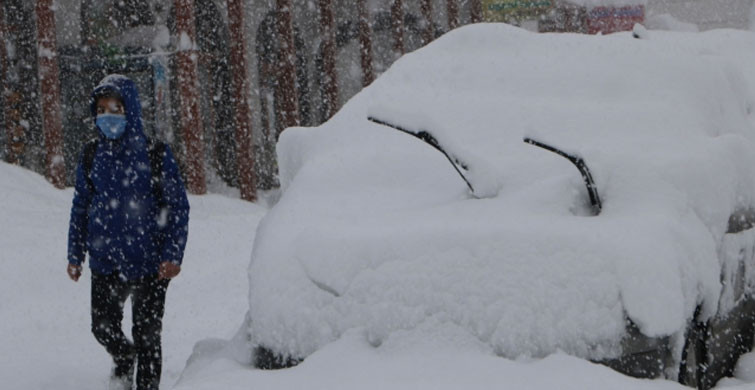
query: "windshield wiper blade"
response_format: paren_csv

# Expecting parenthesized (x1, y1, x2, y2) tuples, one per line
(368, 116, 475, 194)
(524, 137, 602, 215)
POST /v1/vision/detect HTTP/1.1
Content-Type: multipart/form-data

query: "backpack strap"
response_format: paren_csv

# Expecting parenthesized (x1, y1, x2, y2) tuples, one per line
(82, 139, 99, 194)
(147, 140, 167, 209)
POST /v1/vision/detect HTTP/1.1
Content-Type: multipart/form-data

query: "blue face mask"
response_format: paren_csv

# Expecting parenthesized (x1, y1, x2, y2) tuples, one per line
(96, 114, 127, 139)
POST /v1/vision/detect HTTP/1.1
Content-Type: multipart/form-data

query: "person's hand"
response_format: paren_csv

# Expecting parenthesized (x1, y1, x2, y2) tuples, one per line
(159, 262, 181, 280)
(67, 264, 82, 282)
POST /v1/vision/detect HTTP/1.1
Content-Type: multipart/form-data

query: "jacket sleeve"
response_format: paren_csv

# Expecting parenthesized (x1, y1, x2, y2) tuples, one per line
(67, 152, 92, 266)
(159, 145, 190, 265)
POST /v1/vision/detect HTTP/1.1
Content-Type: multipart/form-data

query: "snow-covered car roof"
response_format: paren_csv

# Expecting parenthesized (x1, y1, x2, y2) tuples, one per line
(248, 24, 755, 362)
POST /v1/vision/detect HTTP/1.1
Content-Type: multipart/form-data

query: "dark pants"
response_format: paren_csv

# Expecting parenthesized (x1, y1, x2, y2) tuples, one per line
(91, 272, 170, 390)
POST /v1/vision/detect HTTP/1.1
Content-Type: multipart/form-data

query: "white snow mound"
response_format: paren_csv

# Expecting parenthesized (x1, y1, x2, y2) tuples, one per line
(248, 24, 755, 361)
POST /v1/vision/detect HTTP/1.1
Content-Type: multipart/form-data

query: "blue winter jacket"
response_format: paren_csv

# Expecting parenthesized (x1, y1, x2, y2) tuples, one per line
(67, 75, 190, 280)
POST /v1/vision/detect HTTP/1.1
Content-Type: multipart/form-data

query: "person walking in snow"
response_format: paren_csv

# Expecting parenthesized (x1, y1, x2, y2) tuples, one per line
(66, 74, 190, 390)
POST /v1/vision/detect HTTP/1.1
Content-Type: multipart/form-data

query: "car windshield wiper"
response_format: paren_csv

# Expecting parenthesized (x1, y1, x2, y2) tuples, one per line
(524, 137, 602, 215)
(368, 116, 476, 195)
(366, 118, 601, 212)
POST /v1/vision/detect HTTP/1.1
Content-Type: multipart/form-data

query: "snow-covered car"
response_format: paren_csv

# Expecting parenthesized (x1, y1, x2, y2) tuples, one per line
(246, 24, 755, 389)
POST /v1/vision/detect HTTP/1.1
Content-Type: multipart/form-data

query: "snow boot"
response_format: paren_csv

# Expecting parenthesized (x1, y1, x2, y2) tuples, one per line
(109, 353, 135, 390)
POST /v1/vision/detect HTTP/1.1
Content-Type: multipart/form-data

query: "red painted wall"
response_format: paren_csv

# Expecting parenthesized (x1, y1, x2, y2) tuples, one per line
(586, 5, 645, 34)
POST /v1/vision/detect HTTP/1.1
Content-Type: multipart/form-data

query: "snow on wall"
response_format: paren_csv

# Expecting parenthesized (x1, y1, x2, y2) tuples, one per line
(645, 14, 699, 32)
(647, 0, 755, 31)
(248, 24, 755, 362)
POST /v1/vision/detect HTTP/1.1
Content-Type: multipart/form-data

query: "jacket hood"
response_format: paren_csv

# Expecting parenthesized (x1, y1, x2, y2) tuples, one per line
(90, 74, 146, 142)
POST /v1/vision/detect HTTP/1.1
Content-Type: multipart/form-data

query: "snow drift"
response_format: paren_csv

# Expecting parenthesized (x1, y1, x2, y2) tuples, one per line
(248, 24, 755, 363)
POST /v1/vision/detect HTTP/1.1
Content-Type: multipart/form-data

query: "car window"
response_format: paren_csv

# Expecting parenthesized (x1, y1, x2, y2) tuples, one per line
(727, 209, 755, 234)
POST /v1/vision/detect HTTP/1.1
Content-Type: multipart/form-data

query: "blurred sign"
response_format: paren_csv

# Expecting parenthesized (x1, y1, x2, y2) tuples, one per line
(483, 0, 554, 21)
(586, 5, 644, 34)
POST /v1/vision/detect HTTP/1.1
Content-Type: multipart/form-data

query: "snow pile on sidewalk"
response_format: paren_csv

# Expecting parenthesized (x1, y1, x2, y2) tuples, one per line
(176, 328, 689, 390)
(249, 24, 755, 363)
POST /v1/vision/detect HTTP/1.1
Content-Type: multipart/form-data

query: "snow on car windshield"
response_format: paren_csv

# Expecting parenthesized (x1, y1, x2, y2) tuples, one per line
(249, 24, 755, 362)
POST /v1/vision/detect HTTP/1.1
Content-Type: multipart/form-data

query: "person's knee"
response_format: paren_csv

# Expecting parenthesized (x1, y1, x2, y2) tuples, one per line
(133, 320, 162, 350)
(91, 318, 115, 344)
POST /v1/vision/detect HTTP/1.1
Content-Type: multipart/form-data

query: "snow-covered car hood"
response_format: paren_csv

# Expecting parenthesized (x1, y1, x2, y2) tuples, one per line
(248, 24, 755, 361)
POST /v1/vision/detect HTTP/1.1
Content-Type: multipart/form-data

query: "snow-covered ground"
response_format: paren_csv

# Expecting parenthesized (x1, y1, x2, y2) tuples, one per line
(0, 161, 266, 389)
(1, 141, 755, 390)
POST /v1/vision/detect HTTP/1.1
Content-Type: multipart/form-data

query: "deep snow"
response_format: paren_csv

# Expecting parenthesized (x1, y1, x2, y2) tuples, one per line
(1, 141, 755, 389)
(5, 23, 755, 390)
(248, 22, 755, 369)
(0, 161, 266, 389)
